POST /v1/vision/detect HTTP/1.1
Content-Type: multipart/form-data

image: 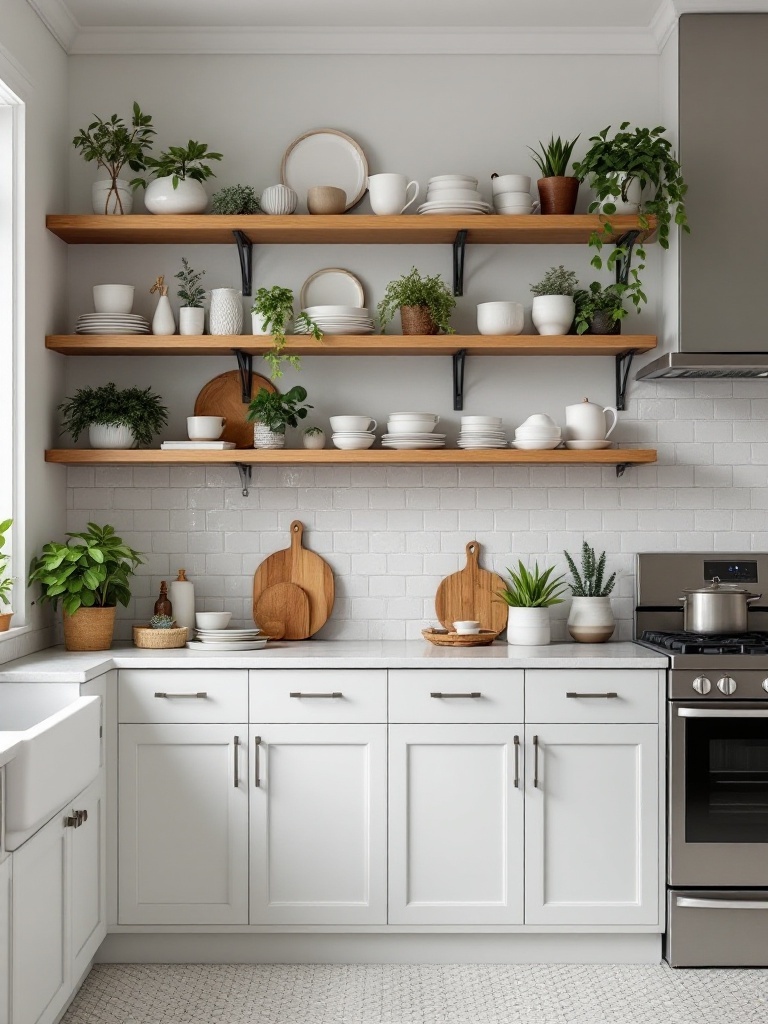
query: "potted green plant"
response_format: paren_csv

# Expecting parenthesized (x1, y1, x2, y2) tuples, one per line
(573, 282, 625, 335)
(303, 426, 326, 450)
(564, 542, 617, 643)
(28, 523, 143, 651)
(132, 139, 223, 214)
(59, 382, 168, 450)
(250, 286, 323, 379)
(378, 267, 456, 336)
(174, 257, 206, 335)
(72, 101, 155, 215)
(0, 518, 14, 632)
(528, 134, 580, 215)
(246, 386, 313, 449)
(530, 265, 578, 335)
(211, 184, 260, 215)
(497, 560, 567, 646)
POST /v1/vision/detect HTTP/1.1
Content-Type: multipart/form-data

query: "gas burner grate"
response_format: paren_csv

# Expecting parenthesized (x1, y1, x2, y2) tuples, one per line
(641, 629, 768, 655)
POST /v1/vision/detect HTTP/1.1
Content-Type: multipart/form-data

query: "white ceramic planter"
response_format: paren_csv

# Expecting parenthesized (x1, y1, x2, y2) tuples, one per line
(91, 179, 133, 215)
(253, 424, 286, 450)
(144, 177, 208, 215)
(506, 606, 552, 646)
(303, 429, 326, 450)
(477, 301, 524, 336)
(88, 423, 135, 449)
(599, 172, 642, 214)
(210, 288, 243, 335)
(567, 596, 616, 643)
(152, 294, 176, 336)
(531, 295, 575, 336)
(260, 184, 298, 215)
(179, 306, 205, 336)
(252, 311, 277, 335)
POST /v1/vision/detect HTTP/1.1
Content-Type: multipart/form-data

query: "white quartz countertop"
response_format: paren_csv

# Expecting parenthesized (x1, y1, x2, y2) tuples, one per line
(0, 641, 667, 683)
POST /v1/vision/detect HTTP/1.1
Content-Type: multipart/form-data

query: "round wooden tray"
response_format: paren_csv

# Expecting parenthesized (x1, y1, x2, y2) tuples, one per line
(422, 628, 500, 647)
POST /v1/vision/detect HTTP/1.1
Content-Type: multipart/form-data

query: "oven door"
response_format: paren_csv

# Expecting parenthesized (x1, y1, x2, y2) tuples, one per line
(669, 702, 768, 886)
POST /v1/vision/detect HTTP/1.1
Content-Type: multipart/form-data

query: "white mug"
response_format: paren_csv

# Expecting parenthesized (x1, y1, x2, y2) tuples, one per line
(187, 416, 226, 440)
(368, 174, 420, 215)
(565, 399, 618, 441)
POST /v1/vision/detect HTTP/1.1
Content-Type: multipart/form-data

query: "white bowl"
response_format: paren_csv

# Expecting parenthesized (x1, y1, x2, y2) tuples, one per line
(195, 611, 232, 630)
(513, 439, 562, 450)
(332, 435, 375, 450)
(389, 411, 438, 420)
(491, 174, 531, 196)
(387, 420, 438, 434)
(462, 416, 501, 425)
(426, 188, 483, 202)
(428, 175, 478, 186)
(93, 284, 134, 315)
(303, 305, 369, 317)
(453, 620, 481, 635)
(515, 429, 562, 440)
(330, 415, 377, 432)
(519, 413, 560, 430)
(477, 301, 524, 336)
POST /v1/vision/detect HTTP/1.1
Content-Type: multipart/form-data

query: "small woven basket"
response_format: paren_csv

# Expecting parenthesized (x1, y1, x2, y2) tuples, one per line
(133, 625, 189, 649)
(400, 305, 439, 336)
(422, 628, 500, 648)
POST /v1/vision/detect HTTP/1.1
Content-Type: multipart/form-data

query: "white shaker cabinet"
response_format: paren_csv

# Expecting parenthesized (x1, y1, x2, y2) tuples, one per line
(0, 855, 10, 1024)
(70, 774, 107, 981)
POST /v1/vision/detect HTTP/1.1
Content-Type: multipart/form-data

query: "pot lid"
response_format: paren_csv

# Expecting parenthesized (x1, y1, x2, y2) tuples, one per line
(682, 576, 756, 596)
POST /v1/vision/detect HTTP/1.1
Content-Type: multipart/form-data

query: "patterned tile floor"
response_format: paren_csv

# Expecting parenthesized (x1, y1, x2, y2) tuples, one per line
(62, 963, 768, 1024)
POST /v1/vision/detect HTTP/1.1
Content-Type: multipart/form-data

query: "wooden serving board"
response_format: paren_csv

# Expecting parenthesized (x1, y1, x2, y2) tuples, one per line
(254, 582, 311, 641)
(194, 370, 276, 449)
(252, 521, 335, 638)
(434, 540, 507, 634)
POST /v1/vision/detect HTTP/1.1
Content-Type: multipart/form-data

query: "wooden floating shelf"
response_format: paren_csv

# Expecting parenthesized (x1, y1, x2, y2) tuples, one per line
(45, 213, 657, 246)
(46, 334, 658, 358)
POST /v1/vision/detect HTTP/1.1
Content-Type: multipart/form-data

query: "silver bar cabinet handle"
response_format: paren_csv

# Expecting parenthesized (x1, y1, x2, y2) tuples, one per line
(513, 735, 520, 788)
(676, 896, 768, 910)
(154, 691, 208, 699)
(565, 692, 618, 699)
(533, 735, 539, 788)
(289, 692, 343, 699)
(678, 708, 768, 718)
(254, 735, 261, 787)
(430, 692, 482, 699)
(233, 735, 239, 789)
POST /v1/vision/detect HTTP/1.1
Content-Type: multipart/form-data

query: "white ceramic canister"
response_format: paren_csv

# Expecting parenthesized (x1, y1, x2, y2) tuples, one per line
(179, 307, 205, 336)
(564, 398, 618, 441)
(209, 288, 243, 335)
(567, 596, 615, 643)
(506, 606, 552, 646)
(92, 178, 133, 215)
(88, 423, 135, 449)
(169, 569, 195, 630)
(144, 177, 208, 215)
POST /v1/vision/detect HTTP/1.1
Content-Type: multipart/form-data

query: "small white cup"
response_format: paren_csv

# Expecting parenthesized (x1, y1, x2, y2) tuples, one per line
(453, 620, 481, 635)
(330, 415, 377, 432)
(93, 284, 135, 314)
(187, 416, 226, 440)
(491, 173, 531, 196)
(368, 173, 420, 215)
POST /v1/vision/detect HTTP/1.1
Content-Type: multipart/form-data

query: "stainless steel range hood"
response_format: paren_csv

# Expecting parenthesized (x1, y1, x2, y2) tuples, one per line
(637, 353, 768, 380)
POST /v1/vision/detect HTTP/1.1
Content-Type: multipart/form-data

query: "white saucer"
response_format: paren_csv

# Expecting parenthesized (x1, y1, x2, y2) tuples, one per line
(186, 639, 268, 651)
(511, 440, 563, 450)
(564, 440, 612, 450)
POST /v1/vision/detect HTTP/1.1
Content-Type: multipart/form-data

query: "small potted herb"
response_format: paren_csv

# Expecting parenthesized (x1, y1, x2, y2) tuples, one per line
(132, 613, 189, 650)
(528, 134, 580, 215)
(573, 282, 625, 336)
(530, 265, 578, 335)
(303, 426, 326, 450)
(174, 257, 206, 335)
(246, 386, 313, 449)
(497, 561, 567, 646)
(251, 286, 323, 379)
(132, 139, 223, 214)
(378, 267, 456, 336)
(72, 101, 155, 214)
(0, 518, 14, 632)
(59, 382, 168, 450)
(211, 184, 260, 215)
(564, 542, 617, 643)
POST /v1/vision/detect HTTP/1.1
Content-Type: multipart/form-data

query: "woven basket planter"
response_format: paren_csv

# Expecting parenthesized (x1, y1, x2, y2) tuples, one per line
(133, 625, 189, 649)
(400, 305, 439, 336)
(537, 176, 579, 215)
(63, 607, 116, 652)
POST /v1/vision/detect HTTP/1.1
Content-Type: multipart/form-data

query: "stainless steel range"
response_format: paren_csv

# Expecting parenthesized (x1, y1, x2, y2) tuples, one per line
(636, 552, 768, 967)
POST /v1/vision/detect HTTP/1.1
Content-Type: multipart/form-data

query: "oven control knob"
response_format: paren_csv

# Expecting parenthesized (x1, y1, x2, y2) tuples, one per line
(717, 676, 737, 695)
(692, 676, 712, 694)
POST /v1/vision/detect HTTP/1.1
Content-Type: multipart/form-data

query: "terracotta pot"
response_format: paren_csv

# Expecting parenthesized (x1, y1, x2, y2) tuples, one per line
(400, 305, 439, 335)
(63, 606, 116, 652)
(537, 176, 579, 215)
(0, 612, 12, 632)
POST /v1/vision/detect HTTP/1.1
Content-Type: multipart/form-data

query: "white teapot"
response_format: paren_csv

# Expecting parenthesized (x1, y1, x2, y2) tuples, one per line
(565, 398, 618, 441)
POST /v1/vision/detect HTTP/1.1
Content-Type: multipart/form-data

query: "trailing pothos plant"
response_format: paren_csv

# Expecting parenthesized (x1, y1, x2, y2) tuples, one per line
(251, 286, 323, 379)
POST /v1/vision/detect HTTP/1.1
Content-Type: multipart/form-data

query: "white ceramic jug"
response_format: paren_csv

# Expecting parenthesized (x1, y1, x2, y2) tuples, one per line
(565, 398, 618, 441)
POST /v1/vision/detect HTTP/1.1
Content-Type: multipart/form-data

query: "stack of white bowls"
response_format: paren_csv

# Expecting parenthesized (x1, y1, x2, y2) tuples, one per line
(458, 416, 508, 449)
(491, 174, 539, 216)
(418, 175, 491, 216)
(330, 415, 377, 450)
(513, 414, 562, 450)
(297, 305, 374, 335)
(383, 412, 445, 450)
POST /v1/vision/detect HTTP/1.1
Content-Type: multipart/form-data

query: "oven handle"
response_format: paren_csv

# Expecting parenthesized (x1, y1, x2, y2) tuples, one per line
(676, 896, 768, 910)
(677, 707, 768, 718)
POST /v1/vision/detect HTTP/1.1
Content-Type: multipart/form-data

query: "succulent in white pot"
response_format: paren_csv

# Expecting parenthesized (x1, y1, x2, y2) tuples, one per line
(497, 561, 568, 646)
(564, 542, 617, 643)
(530, 265, 578, 336)
(246, 386, 313, 450)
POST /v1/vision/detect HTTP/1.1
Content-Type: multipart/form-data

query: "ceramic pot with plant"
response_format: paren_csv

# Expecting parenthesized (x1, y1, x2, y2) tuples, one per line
(59, 382, 168, 450)
(303, 426, 326, 450)
(564, 542, 617, 643)
(174, 257, 206, 335)
(28, 523, 143, 651)
(251, 286, 323, 379)
(72, 102, 155, 215)
(529, 135, 580, 215)
(530, 265, 578, 335)
(378, 267, 456, 336)
(0, 518, 14, 632)
(132, 139, 223, 214)
(573, 282, 625, 336)
(497, 560, 567, 646)
(211, 184, 260, 215)
(246, 386, 313, 449)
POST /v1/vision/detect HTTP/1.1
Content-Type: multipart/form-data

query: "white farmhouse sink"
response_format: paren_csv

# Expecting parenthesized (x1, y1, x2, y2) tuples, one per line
(0, 685, 101, 850)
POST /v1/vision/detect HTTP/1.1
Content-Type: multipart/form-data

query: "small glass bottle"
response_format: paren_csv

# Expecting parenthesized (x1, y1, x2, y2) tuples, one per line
(154, 581, 172, 618)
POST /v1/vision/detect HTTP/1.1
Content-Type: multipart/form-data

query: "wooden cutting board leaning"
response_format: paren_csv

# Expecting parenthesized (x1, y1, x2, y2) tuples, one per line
(434, 540, 507, 635)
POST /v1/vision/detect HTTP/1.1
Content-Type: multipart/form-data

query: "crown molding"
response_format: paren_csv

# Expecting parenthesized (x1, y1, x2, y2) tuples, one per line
(24, 0, 79, 52)
(651, 0, 678, 49)
(673, 0, 768, 12)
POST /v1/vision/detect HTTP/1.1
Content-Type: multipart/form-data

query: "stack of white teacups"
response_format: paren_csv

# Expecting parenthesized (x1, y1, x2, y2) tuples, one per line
(458, 416, 508, 449)
(513, 414, 562, 450)
(418, 176, 491, 215)
(383, 412, 445, 450)
(330, 415, 377, 450)
(491, 174, 539, 216)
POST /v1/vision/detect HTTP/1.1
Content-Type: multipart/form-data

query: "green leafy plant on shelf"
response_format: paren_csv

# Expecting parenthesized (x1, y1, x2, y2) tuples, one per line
(245, 386, 313, 434)
(378, 267, 456, 335)
(72, 102, 155, 212)
(58, 382, 168, 447)
(28, 523, 144, 616)
(573, 281, 625, 335)
(530, 265, 579, 297)
(0, 518, 14, 608)
(211, 184, 260, 214)
(528, 134, 580, 178)
(497, 561, 568, 608)
(251, 286, 323, 379)
(564, 542, 617, 597)
(174, 257, 206, 307)
(132, 139, 223, 189)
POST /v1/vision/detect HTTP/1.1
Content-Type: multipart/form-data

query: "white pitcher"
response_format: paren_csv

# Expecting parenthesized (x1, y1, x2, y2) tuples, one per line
(565, 398, 618, 441)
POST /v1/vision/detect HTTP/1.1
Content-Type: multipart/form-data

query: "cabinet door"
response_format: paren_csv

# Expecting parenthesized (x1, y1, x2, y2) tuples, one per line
(12, 814, 69, 1024)
(70, 774, 106, 981)
(388, 724, 524, 925)
(525, 724, 659, 925)
(119, 724, 248, 924)
(250, 725, 387, 924)
(0, 856, 9, 1024)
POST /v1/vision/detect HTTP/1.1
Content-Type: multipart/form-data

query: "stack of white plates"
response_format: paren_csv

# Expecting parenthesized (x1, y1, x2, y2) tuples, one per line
(187, 627, 267, 652)
(297, 305, 374, 335)
(76, 313, 150, 335)
(383, 411, 444, 449)
(382, 432, 446, 450)
(458, 415, 509, 449)
(332, 431, 375, 450)
(418, 175, 491, 216)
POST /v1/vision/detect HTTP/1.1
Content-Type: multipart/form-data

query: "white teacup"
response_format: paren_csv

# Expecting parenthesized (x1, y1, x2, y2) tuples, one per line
(491, 173, 531, 196)
(453, 620, 481, 635)
(187, 415, 226, 440)
(330, 415, 377, 432)
(368, 173, 420, 215)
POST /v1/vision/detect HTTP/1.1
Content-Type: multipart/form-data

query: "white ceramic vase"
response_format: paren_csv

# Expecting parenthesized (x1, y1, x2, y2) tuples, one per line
(88, 423, 135, 449)
(92, 178, 133, 215)
(253, 424, 286, 450)
(599, 172, 643, 214)
(260, 184, 298, 215)
(144, 177, 208, 215)
(507, 606, 552, 646)
(210, 288, 243, 335)
(179, 306, 205, 336)
(152, 294, 176, 336)
(303, 429, 326, 450)
(567, 596, 616, 643)
(531, 295, 575, 336)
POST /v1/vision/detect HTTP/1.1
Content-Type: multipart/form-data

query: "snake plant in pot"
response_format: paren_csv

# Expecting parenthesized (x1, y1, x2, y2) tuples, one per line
(564, 542, 617, 643)
(497, 561, 568, 646)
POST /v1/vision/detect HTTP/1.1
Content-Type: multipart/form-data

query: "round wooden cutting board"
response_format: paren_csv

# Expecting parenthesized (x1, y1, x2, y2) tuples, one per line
(254, 582, 311, 641)
(194, 370, 276, 449)
(434, 541, 507, 634)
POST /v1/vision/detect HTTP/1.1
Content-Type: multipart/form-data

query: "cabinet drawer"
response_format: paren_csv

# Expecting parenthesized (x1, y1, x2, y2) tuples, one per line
(119, 670, 248, 723)
(525, 670, 660, 724)
(250, 670, 386, 723)
(389, 670, 523, 723)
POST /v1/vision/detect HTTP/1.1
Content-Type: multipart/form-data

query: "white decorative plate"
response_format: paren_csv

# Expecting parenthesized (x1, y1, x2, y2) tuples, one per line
(282, 128, 368, 212)
(564, 440, 612, 450)
(300, 269, 365, 309)
(186, 639, 268, 651)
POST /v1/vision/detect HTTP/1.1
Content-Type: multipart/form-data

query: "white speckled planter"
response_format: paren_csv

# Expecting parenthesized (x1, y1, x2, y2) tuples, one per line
(253, 424, 286, 449)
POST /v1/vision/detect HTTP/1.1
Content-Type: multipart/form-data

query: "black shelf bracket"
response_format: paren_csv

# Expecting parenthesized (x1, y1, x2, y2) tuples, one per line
(453, 348, 468, 410)
(453, 229, 468, 296)
(233, 349, 253, 403)
(235, 463, 252, 498)
(613, 229, 641, 288)
(233, 230, 253, 296)
(615, 349, 636, 411)
(615, 463, 629, 479)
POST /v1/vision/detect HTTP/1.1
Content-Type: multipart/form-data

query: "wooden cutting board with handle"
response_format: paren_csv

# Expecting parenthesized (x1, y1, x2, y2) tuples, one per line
(434, 540, 507, 634)
(254, 582, 311, 640)
(252, 521, 335, 638)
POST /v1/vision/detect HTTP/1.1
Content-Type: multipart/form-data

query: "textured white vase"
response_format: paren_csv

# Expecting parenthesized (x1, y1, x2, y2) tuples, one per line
(567, 596, 616, 643)
(253, 424, 286, 449)
(179, 306, 205, 336)
(91, 178, 133, 215)
(507, 606, 552, 646)
(260, 184, 298, 215)
(152, 294, 176, 336)
(531, 295, 575, 336)
(144, 177, 208, 214)
(210, 288, 243, 335)
(88, 423, 135, 449)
